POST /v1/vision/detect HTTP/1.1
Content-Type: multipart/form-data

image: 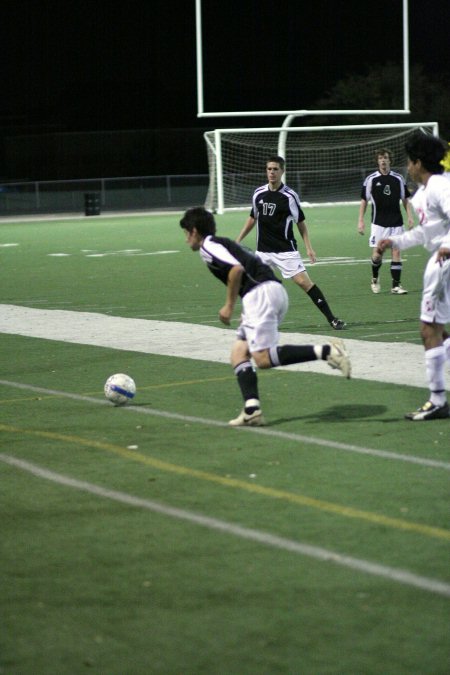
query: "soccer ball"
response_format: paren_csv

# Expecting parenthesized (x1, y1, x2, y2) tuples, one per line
(104, 373, 136, 406)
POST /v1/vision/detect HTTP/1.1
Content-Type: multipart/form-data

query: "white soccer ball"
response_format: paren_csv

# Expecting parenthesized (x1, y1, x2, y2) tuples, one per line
(104, 373, 136, 406)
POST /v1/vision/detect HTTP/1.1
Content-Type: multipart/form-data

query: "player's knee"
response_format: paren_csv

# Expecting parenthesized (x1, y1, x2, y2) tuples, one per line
(293, 273, 312, 291)
(231, 339, 250, 366)
(420, 321, 442, 348)
(251, 349, 271, 369)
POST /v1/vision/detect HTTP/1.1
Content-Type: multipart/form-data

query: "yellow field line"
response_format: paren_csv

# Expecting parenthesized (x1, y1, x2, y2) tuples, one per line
(0, 375, 234, 404)
(139, 375, 234, 389)
(1, 422, 449, 542)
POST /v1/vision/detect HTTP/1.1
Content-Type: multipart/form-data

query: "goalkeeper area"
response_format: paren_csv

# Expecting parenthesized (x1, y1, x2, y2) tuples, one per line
(204, 122, 439, 213)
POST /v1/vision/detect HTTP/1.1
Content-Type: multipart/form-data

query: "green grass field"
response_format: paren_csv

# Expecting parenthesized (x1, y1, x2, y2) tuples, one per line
(1, 207, 449, 674)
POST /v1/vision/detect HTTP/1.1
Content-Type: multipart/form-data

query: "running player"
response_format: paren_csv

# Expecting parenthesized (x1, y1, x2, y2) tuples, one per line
(180, 207, 351, 427)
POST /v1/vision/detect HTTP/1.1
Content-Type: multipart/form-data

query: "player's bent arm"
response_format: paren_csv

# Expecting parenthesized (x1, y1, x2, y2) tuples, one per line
(236, 217, 256, 243)
(385, 226, 426, 251)
(219, 264, 244, 325)
(403, 199, 415, 229)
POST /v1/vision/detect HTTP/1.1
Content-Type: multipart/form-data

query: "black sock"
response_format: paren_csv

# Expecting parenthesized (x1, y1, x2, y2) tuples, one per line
(307, 284, 334, 323)
(322, 345, 331, 360)
(390, 261, 402, 287)
(234, 361, 259, 405)
(371, 257, 382, 279)
(269, 344, 318, 366)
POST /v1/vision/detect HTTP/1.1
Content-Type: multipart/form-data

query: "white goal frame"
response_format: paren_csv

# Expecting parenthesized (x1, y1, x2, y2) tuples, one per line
(204, 122, 439, 214)
(196, 0, 411, 118)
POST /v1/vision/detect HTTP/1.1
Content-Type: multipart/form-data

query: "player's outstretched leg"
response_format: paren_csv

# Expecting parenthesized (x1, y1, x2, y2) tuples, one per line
(229, 340, 351, 426)
(306, 284, 346, 330)
(324, 339, 352, 378)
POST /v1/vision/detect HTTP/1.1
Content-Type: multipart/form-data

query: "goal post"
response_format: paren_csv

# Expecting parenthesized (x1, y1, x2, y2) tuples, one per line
(204, 122, 439, 213)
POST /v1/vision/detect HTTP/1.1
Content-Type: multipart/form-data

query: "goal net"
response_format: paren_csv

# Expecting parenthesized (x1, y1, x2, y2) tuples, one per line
(204, 123, 439, 213)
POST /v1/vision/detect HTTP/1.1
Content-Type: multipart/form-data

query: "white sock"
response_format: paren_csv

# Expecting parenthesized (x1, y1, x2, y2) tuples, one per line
(313, 345, 324, 359)
(444, 336, 450, 362)
(425, 346, 446, 406)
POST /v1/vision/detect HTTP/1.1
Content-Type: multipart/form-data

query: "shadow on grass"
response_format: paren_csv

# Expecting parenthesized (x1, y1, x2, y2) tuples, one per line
(268, 403, 387, 425)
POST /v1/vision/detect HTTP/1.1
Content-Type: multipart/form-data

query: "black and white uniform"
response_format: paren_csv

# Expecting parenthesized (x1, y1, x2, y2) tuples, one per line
(361, 170, 411, 248)
(200, 235, 288, 352)
(250, 183, 307, 278)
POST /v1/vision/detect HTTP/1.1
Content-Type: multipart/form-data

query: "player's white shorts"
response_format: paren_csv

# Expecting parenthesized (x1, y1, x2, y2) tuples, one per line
(369, 224, 404, 249)
(256, 250, 306, 278)
(236, 281, 289, 353)
(420, 253, 450, 324)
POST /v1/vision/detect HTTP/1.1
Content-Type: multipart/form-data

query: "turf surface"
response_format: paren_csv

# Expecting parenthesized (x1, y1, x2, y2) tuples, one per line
(1, 208, 449, 674)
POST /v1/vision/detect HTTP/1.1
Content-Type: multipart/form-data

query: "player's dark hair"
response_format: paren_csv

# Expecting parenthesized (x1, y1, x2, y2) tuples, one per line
(180, 207, 216, 236)
(375, 148, 393, 162)
(266, 155, 285, 170)
(405, 131, 447, 174)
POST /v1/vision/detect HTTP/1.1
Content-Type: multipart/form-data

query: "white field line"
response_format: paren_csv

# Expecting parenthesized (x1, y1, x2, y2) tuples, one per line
(1, 379, 449, 471)
(1, 453, 449, 598)
(0, 304, 444, 390)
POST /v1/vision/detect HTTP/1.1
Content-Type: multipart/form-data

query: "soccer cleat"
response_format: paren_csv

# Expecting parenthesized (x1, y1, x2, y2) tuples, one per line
(228, 409, 266, 427)
(371, 278, 380, 294)
(404, 400, 449, 421)
(391, 285, 408, 294)
(325, 339, 351, 379)
(330, 318, 346, 330)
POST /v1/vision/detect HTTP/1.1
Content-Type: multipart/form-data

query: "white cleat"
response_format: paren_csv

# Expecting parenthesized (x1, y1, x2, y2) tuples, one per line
(391, 285, 408, 294)
(228, 409, 266, 427)
(371, 278, 380, 294)
(326, 340, 352, 379)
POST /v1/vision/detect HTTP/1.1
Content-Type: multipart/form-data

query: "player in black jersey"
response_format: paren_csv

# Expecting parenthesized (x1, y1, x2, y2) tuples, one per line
(358, 148, 414, 294)
(236, 156, 346, 330)
(180, 207, 351, 427)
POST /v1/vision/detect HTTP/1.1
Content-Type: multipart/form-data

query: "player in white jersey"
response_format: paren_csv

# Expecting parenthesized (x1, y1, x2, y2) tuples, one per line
(378, 131, 450, 421)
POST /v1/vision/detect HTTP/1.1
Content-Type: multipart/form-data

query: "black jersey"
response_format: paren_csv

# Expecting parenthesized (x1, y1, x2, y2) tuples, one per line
(199, 235, 280, 298)
(250, 183, 306, 253)
(361, 170, 410, 227)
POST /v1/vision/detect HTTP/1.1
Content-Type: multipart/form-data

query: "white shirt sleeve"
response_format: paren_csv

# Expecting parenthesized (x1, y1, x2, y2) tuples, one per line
(389, 226, 426, 250)
(390, 176, 450, 251)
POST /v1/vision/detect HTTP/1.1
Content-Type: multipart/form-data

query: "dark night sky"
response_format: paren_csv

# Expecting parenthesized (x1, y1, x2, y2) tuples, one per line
(1, 0, 449, 134)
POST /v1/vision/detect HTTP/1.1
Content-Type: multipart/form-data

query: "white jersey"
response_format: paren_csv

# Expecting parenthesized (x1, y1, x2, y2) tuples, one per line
(389, 174, 450, 253)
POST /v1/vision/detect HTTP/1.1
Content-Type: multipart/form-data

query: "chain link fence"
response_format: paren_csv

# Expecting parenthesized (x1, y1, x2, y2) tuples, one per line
(0, 174, 209, 217)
